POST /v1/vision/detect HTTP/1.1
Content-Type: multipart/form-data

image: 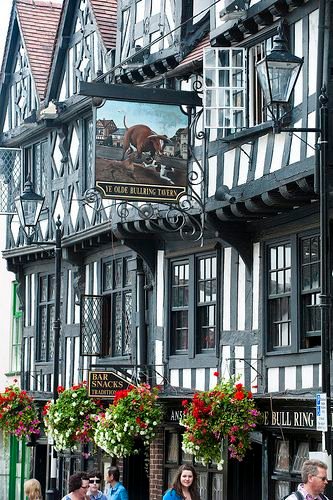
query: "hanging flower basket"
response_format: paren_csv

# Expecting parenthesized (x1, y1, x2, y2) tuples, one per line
(43, 381, 102, 452)
(94, 384, 163, 457)
(180, 375, 260, 469)
(0, 384, 40, 441)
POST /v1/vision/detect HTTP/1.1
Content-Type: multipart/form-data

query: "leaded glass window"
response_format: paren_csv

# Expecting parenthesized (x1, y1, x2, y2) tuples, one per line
(171, 261, 189, 352)
(37, 274, 55, 362)
(301, 235, 320, 348)
(103, 256, 133, 357)
(197, 256, 216, 351)
(266, 233, 321, 352)
(170, 253, 217, 356)
(268, 243, 291, 348)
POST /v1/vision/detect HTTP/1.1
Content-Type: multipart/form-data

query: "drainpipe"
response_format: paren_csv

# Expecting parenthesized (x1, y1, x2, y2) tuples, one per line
(136, 259, 147, 381)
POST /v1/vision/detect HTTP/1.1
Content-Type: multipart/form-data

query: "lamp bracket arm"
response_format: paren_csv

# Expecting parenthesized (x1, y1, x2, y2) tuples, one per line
(283, 131, 318, 152)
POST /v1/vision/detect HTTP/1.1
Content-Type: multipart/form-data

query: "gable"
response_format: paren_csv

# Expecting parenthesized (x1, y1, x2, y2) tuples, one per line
(16, 0, 63, 100)
(49, 0, 116, 102)
(0, 0, 62, 134)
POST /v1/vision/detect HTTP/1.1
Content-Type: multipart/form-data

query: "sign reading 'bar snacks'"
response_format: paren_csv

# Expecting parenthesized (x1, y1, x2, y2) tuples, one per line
(88, 371, 132, 399)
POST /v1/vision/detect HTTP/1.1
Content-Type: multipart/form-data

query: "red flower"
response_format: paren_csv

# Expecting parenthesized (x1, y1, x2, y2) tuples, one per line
(114, 389, 130, 405)
(235, 383, 243, 391)
(57, 385, 65, 394)
(182, 399, 188, 407)
(213, 371, 220, 377)
(247, 391, 253, 399)
(234, 391, 244, 401)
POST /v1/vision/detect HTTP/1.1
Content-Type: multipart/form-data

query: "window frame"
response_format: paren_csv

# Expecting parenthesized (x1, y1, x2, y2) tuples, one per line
(23, 139, 48, 196)
(102, 254, 134, 358)
(36, 273, 56, 363)
(270, 436, 321, 500)
(203, 27, 282, 134)
(10, 281, 23, 374)
(264, 230, 321, 354)
(300, 234, 321, 348)
(168, 250, 219, 362)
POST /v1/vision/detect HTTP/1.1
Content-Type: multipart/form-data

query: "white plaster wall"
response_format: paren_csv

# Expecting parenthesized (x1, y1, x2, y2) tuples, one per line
(0, 216, 15, 390)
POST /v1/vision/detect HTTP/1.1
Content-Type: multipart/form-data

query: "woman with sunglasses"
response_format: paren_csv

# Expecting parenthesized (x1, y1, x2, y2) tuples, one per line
(87, 471, 107, 500)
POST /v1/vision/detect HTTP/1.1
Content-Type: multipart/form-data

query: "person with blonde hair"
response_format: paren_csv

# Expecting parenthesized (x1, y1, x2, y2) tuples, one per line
(24, 478, 43, 500)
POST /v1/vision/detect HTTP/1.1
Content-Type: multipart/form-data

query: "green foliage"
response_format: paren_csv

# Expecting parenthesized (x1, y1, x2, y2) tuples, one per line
(94, 384, 163, 457)
(0, 384, 40, 440)
(180, 377, 260, 469)
(43, 382, 102, 452)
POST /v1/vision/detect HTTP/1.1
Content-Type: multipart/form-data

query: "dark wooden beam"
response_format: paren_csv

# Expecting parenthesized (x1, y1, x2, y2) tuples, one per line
(79, 82, 202, 107)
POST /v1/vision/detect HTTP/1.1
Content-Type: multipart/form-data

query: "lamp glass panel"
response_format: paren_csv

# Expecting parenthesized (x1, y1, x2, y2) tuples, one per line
(256, 59, 271, 103)
(267, 61, 301, 103)
(15, 198, 25, 228)
(21, 198, 44, 226)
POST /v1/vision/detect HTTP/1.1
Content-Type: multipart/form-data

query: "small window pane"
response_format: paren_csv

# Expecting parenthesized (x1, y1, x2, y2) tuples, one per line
(205, 70, 215, 87)
(166, 433, 179, 463)
(270, 247, 277, 270)
(219, 70, 229, 87)
(232, 49, 243, 67)
(104, 263, 112, 290)
(205, 49, 216, 67)
(292, 442, 309, 473)
(218, 50, 229, 67)
(206, 90, 216, 107)
(275, 441, 289, 472)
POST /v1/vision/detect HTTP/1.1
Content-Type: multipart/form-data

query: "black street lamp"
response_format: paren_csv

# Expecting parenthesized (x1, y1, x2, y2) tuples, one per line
(15, 179, 62, 500)
(256, 25, 332, 477)
(256, 24, 303, 131)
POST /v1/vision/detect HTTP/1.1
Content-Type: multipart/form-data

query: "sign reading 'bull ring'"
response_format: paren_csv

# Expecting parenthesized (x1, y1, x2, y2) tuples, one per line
(88, 371, 132, 398)
(262, 409, 316, 429)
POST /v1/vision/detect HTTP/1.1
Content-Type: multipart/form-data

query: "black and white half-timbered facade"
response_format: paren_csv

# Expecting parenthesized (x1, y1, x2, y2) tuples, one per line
(0, 0, 332, 499)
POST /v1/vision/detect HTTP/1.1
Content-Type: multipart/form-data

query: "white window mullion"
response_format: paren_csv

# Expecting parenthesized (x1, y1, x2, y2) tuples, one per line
(203, 47, 246, 134)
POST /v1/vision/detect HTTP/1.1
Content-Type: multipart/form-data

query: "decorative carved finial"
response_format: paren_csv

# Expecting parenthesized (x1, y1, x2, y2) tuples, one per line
(56, 214, 62, 229)
(319, 85, 328, 107)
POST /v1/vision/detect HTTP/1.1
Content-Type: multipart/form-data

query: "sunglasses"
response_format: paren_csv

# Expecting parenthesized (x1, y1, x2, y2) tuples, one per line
(316, 476, 328, 482)
(89, 479, 101, 484)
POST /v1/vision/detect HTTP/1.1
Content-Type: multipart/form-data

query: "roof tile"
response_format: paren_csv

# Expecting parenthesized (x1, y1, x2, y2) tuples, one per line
(179, 35, 210, 67)
(90, 0, 117, 51)
(16, 0, 63, 100)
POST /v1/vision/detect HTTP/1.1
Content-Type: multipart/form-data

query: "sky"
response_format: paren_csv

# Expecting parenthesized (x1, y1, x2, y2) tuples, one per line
(0, 0, 13, 68)
(98, 100, 188, 137)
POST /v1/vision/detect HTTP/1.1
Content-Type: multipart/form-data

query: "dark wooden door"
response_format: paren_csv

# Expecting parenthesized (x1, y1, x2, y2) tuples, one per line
(227, 442, 262, 500)
(123, 441, 149, 500)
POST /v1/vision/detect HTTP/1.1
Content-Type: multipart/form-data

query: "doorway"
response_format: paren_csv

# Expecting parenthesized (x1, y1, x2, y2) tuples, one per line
(123, 441, 149, 500)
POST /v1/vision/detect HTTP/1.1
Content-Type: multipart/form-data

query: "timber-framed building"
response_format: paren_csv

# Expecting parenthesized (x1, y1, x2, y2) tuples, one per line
(0, 0, 332, 499)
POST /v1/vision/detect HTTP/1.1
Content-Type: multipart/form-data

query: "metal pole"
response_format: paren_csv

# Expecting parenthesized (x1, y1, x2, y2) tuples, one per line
(319, 88, 332, 476)
(46, 216, 62, 500)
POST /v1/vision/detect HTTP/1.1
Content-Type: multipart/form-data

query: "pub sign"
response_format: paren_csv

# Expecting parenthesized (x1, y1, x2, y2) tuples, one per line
(95, 100, 188, 203)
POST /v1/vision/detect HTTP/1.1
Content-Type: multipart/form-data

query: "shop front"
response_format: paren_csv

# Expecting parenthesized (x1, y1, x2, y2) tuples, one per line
(258, 397, 323, 500)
